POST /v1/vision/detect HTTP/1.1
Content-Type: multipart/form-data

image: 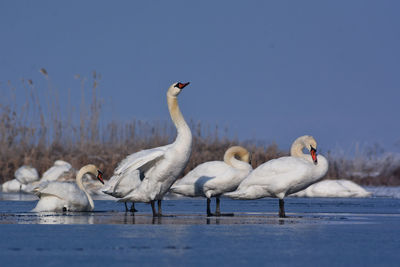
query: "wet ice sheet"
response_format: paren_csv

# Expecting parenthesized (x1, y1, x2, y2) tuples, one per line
(0, 196, 400, 266)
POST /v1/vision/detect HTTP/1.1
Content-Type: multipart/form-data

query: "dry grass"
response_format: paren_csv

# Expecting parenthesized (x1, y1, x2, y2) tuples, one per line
(0, 71, 399, 186)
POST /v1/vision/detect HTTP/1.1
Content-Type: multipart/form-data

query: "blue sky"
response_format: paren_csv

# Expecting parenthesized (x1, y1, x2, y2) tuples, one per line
(1, 0, 399, 154)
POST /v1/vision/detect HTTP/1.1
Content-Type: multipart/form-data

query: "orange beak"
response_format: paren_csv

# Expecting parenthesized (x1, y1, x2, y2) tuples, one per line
(97, 170, 104, 184)
(310, 147, 318, 164)
(177, 82, 190, 89)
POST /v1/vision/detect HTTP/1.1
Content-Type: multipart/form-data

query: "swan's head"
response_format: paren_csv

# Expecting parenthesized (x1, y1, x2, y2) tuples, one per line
(96, 170, 104, 184)
(167, 82, 190, 97)
(292, 135, 318, 164)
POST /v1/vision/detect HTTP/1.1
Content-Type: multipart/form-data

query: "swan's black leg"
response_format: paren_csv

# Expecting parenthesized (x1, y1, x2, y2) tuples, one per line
(151, 200, 157, 217)
(207, 198, 213, 217)
(215, 197, 234, 217)
(215, 197, 221, 216)
(279, 199, 286, 218)
(157, 200, 162, 217)
(130, 202, 138, 212)
(124, 202, 128, 212)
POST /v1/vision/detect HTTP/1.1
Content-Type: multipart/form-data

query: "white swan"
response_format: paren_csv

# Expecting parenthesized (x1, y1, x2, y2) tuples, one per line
(103, 82, 192, 216)
(31, 164, 104, 212)
(15, 166, 39, 184)
(291, 179, 371, 198)
(1, 166, 39, 193)
(40, 160, 73, 182)
(171, 146, 252, 216)
(225, 135, 328, 217)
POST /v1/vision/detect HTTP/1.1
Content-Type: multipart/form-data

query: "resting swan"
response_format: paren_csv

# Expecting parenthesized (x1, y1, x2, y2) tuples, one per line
(103, 82, 192, 216)
(225, 135, 328, 217)
(171, 146, 252, 216)
(31, 164, 104, 212)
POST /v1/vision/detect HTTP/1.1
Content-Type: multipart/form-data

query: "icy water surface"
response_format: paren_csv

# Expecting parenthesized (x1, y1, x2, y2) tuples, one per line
(0, 194, 399, 266)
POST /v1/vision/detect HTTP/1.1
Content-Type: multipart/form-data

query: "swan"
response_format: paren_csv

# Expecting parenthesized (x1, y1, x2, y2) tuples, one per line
(103, 82, 192, 216)
(291, 179, 371, 198)
(15, 166, 39, 184)
(225, 135, 328, 217)
(2, 166, 39, 193)
(40, 160, 73, 182)
(31, 164, 104, 212)
(170, 146, 252, 216)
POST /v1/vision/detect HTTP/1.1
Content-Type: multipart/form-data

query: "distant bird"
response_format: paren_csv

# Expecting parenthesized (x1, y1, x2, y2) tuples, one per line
(1, 166, 39, 193)
(40, 160, 73, 182)
(225, 135, 328, 217)
(291, 179, 371, 198)
(31, 164, 104, 212)
(171, 146, 252, 216)
(22, 160, 74, 194)
(103, 82, 192, 216)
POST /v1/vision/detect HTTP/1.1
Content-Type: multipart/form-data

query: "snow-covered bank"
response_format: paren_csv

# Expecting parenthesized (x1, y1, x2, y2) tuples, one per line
(365, 186, 400, 199)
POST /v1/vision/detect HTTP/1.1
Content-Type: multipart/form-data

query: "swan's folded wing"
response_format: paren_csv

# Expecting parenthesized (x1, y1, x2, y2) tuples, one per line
(240, 157, 311, 193)
(113, 145, 172, 177)
(33, 181, 83, 201)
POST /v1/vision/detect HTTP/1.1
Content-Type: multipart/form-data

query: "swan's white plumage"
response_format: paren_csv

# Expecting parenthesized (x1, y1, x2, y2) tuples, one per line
(171, 146, 252, 198)
(31, 164, 102, 212)
(116, 82, 192, 205)
(40, 160, 73, 182)
(1, 179, 26, 193)
(291, 179, 372, 198)
(32, 181, 91, 212)
(1, 166, 39, 192)
(225, 135, 329, 200)
(102, 144, 171, 198)
(15, 166, 39, 184)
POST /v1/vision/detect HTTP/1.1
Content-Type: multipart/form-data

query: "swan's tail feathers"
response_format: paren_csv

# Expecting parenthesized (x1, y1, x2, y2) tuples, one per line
(223, 190, 245, 199)
(169, 185, 195, 197)
(224, 186, 266, 200)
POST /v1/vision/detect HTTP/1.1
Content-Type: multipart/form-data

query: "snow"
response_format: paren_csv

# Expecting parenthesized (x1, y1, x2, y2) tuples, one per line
(365, 186, 400, 199)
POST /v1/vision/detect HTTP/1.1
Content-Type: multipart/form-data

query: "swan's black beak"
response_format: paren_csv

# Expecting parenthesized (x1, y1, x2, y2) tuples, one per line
(176, 82, 190, 89)
(97, 170, 105, 184)
(310, 147, 318, 165)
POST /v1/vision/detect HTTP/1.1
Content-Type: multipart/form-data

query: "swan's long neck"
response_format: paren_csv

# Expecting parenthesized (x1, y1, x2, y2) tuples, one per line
(167, 94, 192, 148)
(290, 136, 313, 161)
(224, 146, 252, 171)
(76, 164, 97, 210)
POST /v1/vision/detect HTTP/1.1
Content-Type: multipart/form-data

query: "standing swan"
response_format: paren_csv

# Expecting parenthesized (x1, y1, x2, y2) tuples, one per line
(104, 82, 192, 216)
(225, 135, 328, 217)
(32, 164, 104, 212)
(171, 146, 252, 216)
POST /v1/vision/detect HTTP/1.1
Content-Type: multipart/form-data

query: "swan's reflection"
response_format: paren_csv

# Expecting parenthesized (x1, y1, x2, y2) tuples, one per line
(35, 212, 95, 224)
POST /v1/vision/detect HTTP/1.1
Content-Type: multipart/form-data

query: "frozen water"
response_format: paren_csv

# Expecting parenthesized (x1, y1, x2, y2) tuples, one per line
(0, 193, 399, 266)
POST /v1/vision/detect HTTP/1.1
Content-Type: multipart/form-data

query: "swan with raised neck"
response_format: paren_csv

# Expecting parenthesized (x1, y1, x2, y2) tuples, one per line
(116, 82, 193, 216)
(167, 82, 192, 146)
